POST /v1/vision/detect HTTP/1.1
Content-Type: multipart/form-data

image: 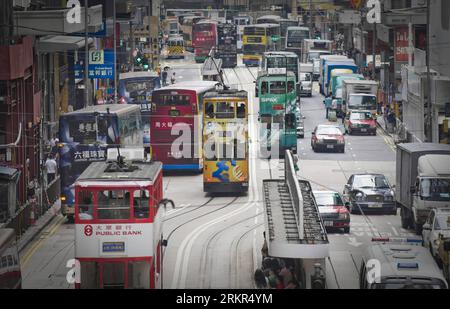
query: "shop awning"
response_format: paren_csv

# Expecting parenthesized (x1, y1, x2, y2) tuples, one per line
(36, 36, 94, 52)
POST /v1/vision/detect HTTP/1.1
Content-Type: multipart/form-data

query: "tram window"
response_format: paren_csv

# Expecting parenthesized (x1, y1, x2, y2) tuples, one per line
(102, 262, 126, 289)
(261, 82, 268, 95)
(77, 190, 94, 221)
(80, 262, 98, 289)
(216, 102, 235, 119)
(128, 261, 151, 289)
(287, 81, 295, 93)
(1, 256, 6, 268)
(133, 190, 150, 219)
(97, 190, 130, 220)
(237, 103, 246, 118)
(285, 114, 296, 129)
(270, 81, 286, 94)
(205, 102, 215, 118)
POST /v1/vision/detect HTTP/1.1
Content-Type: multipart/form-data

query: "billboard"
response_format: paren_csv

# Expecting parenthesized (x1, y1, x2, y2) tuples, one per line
(395, 27, 409, 62)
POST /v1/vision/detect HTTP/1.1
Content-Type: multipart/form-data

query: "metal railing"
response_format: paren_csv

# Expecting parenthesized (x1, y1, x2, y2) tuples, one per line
(284, 150, 304, 239)
(0, 177, 60, 239)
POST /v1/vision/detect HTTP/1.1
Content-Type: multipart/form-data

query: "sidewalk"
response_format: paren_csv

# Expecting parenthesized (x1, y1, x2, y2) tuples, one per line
(376, 115, 393, 137)
(18, 200, 61, 253)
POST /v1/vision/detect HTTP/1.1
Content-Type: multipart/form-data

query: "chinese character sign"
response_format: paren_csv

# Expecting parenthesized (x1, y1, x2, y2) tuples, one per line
(89, 49, 115, 79)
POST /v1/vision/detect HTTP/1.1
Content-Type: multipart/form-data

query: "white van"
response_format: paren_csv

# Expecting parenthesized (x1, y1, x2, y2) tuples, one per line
(360, 238, 448, 289)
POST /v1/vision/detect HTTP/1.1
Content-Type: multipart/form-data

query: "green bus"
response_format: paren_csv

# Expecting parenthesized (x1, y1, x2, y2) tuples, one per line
(257, 72, 298, 157)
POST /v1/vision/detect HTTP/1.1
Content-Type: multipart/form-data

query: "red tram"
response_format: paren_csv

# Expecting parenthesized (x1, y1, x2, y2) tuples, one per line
(74, 149, 170, 289)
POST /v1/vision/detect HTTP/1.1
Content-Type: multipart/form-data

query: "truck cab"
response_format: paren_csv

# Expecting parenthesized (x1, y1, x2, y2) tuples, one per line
(396, 144, 450, 235)
(299, 63, 313, 97)
(410, 155, 450, 230)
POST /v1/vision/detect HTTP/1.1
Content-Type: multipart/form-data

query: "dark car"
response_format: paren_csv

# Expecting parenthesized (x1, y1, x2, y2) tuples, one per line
(343, 174, 396, 215)
(311, 125, 345, 153)
(313, 191, 350, 233)
(344, 110, 377, 136)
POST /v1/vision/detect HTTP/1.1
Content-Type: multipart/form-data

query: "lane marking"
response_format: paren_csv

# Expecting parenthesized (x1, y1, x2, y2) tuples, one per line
(21, 216, 65, 268)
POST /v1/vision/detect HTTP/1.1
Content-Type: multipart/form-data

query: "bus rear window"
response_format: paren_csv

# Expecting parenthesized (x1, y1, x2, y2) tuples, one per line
(155, 94, 192, 106)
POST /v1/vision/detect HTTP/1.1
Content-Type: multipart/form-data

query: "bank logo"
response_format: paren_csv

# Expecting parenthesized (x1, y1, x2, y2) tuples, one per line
(90, 50, 104, 64)
(66, 0, 81, 24)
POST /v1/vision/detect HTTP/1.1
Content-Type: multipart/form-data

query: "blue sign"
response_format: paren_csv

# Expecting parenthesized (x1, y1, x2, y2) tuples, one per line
(74, 49, 115, 79)
(102, 242, 125, 253)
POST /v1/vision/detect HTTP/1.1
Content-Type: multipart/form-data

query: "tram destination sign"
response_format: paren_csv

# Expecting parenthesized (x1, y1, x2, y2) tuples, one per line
(102, 242, 125, 253)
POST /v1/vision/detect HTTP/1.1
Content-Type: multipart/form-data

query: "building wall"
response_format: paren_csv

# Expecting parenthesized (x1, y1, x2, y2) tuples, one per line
(430, 0, 450, 77)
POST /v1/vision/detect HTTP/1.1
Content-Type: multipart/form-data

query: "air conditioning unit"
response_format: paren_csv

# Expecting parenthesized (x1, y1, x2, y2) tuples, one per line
(13, 0, 30, 8)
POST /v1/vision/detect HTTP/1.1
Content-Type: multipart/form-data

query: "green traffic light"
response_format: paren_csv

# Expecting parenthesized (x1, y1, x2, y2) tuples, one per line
(137, 57, 142, 63)
(143, 64, 149, 69)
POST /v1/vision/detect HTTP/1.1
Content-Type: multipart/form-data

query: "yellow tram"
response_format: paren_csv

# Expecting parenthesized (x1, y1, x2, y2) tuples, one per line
(202, 89, 249, 193)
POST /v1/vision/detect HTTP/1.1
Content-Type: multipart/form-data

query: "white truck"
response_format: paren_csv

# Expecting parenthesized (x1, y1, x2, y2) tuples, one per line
(299, 63, 313, 97)
(396, 143, 450, 234)
(341, 80, 378, 116)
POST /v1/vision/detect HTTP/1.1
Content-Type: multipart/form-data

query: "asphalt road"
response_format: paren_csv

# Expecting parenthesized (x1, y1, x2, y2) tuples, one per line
(21, 53, 415, 289)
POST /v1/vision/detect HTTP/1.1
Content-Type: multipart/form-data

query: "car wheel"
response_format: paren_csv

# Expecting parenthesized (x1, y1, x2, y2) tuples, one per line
(343, 227, 350, 234)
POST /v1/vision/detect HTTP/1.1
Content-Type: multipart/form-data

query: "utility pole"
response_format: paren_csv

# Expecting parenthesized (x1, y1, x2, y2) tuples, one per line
(113, 0, 118, 104)
(372, 22, 376, 80)
(426, 0, 432, 142)
(309, 0, 313, 38)
(149, 0, 153, 69)
(0, 0, 13, 45)
(84, 0, 90, 107)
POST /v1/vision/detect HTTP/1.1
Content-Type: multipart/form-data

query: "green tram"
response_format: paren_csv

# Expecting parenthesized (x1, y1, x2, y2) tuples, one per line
(257, 71, 298, 157)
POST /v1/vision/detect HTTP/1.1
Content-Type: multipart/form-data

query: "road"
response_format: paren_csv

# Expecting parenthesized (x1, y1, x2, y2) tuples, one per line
(21, 53, 414, 289)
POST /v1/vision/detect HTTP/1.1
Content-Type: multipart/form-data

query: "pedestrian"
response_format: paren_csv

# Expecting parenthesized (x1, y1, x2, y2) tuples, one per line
(171, 72, 176, 84)
(45, 155, 57, 184)
(384, 105, 390, 130)
(254, 269, 269, 289)
(377, 101, 383, 115)
(279, 265, 294, 287)
(324, 95, 332, 119)
(162, 68, 168, 86)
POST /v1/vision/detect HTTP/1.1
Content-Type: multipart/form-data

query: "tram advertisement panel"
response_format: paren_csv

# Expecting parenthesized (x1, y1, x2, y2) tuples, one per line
(75, 224, 155, 258)
(203, 160, 248, 184)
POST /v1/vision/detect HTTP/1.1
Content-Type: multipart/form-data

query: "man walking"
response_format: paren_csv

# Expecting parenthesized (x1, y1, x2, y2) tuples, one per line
(45, 155, 57, 184)
(162, 68, 168, 86)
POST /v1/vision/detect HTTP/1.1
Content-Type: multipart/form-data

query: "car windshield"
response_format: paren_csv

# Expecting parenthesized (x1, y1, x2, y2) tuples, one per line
(420, 179, 450, 202)
(372, 283, 445, 289)
(435, 215, 450, 230)
(317, 127, 341, 135)
(350, 112, 373, 120)
(353, 175, 390, 189)
(314, 193, 344, 206)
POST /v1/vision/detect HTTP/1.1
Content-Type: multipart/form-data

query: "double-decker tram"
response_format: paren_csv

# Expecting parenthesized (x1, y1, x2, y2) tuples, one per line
(74, 149, 170, 289)
(150, 81, 218, 172)
(202, 89, 249, 193)
(167, 35, 185, 59)
(59, 105, 143, 221)
(118, 71, 161, 151)
(0, 229, 21, 289)
(242, 24, 281, 67)
(260, 51, 301, 97)
(257, 71, 298, 156)
(192, 20, 218, 63)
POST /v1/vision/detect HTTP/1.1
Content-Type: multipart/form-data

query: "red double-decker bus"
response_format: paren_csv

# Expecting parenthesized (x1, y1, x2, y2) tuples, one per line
(74, 149, 170, 289)
(150, 81, 218, 172)
(192, 20, 218, 63)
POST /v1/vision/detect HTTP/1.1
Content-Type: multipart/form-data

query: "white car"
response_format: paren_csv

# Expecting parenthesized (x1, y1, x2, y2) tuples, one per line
(422, 208, 450, 260)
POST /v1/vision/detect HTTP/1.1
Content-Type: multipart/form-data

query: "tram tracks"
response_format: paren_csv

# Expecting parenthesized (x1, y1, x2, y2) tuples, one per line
(198, 210, 264, 288)
(164, 197, 238, 253)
